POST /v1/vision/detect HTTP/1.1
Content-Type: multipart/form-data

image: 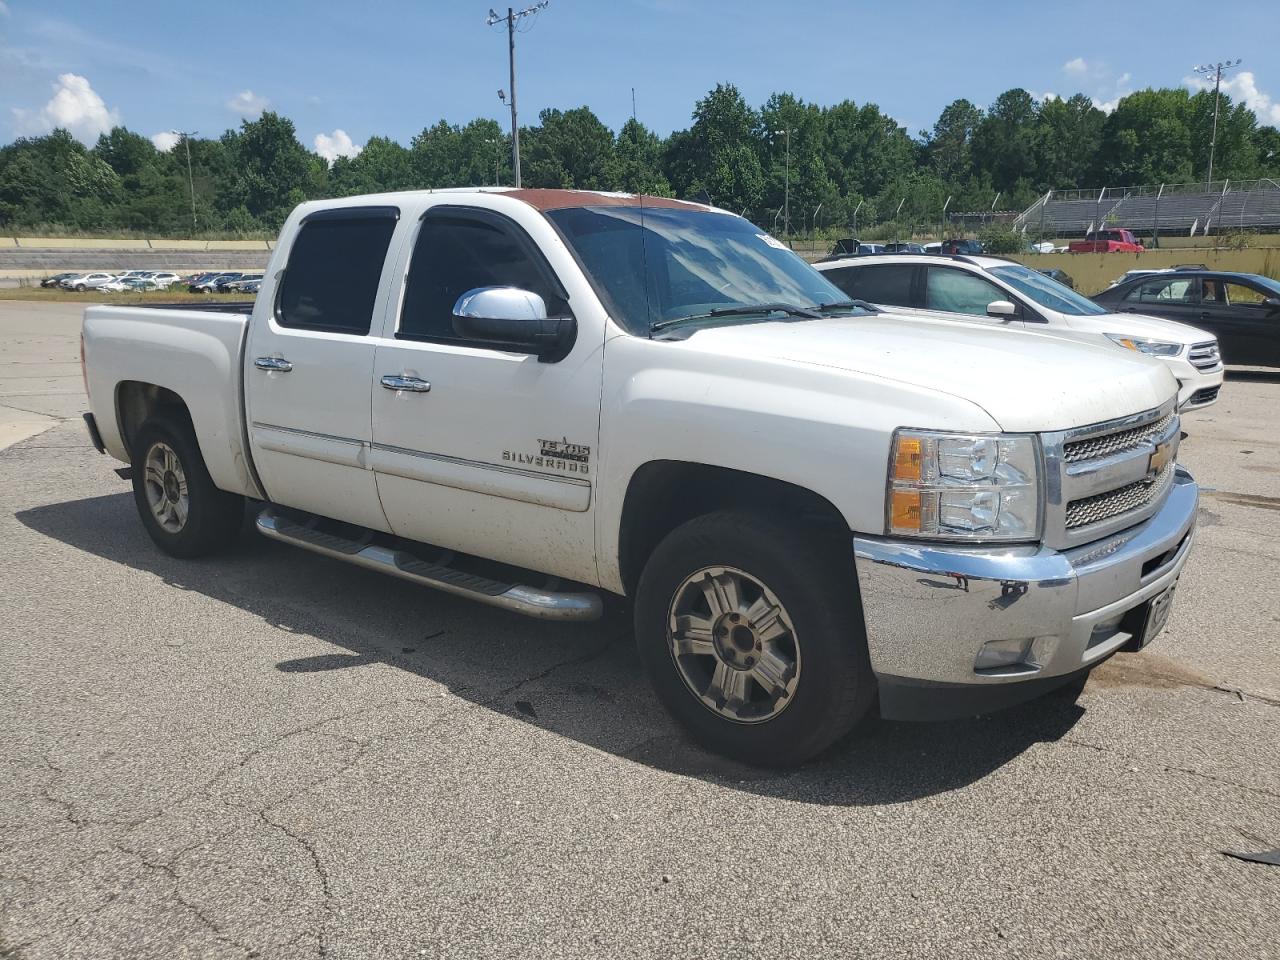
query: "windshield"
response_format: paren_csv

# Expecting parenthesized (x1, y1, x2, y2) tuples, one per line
(1249, 274, 1280, 297)
(545, 205, 853, 335)
(990, 264, 1108, 316)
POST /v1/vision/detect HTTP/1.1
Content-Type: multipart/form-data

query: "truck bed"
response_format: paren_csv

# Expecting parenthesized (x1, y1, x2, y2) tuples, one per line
(81, 303, 261, 499)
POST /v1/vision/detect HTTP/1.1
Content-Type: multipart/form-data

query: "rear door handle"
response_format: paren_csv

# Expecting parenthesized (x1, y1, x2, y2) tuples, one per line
(254, 357, 293, 372)
(381, 375, 431, 393)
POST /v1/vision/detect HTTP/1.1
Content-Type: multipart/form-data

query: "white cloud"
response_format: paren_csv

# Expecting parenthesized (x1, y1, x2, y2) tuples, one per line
(151, 131, 181, 152)
(12, 73, 120, 144)
(0, 2, 10, 16)
(1091, 96, 1123, 114)
(1117, 72, 1132, 86)
(1184, 70, 1280, 126)
(226, 89, 268, 117)
(313, 128, 362, 163)
(1030, 91, 1059, 104)
(1063, 57, 1088, 75)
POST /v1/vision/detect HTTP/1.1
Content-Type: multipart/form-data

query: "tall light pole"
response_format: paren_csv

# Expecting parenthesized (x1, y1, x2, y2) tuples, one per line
(772, 128, 792, 238)
(487, 2, 550, 188)
(171, 130, 198, 235)
(1193, 59, 1242, 187)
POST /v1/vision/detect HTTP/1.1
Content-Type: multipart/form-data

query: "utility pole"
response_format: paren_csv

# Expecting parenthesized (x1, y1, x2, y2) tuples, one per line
(1193, 59, 1242, 187)
(488, 2, 549, 188)
(171, 130, 198, 235)
(772, 128, 792, 238)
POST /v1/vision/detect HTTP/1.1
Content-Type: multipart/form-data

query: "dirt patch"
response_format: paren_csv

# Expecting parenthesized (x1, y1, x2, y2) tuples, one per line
(1088, 651, 1217, 691)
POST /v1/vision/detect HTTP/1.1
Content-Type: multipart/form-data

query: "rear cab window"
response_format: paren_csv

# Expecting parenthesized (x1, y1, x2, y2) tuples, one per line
(277, 206, 400, 334)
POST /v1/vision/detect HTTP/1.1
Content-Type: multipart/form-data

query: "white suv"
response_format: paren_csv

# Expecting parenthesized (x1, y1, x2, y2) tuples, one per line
(815, 254, 1224, 410)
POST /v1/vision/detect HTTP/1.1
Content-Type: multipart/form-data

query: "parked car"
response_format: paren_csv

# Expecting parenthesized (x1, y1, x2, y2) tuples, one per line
(815, 253, 1223, 410)
(239, 278, 262, 294)
(41, 272, 79, 288)
(149, 272, 182, 288)
(1038, 268, 1074, 289)
(922, 241, 942, 254)
(1092, 270, 1280, 367)
(1068, 229, 1144, 253)
(940, 238, 983, 255)
(883, 242, 926, 254)
(81, 188, 1199, 766)
(60, 273, 118, 291)
(190, 272, 242, 293)
(220, 274, 263, 293)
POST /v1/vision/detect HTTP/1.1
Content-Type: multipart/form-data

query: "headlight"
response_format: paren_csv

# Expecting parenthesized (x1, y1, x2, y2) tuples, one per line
(887, 430, 1041, 541)
(1105, 334, 1182, 358)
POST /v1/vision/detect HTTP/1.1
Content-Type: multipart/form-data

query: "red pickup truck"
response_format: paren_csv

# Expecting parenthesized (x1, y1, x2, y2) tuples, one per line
(1068, 229, 1145, 253)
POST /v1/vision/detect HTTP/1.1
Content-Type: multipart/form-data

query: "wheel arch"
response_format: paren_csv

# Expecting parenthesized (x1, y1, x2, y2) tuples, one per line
(616, 460, 853, 598)
(114, 381, 194, 460)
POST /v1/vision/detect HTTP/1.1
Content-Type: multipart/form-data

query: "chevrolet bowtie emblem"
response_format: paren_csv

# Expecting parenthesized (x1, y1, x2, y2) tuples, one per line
(1148, 438, 1174, 477)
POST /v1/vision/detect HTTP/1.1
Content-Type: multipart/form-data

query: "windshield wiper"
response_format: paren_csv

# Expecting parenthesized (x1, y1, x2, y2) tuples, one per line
(651, 302, 822, 332)
(812, 298, 881, 314)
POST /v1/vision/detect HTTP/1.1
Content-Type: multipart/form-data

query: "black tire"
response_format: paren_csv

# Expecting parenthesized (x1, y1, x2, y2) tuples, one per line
(130, 415, 244, 558)
(75, 284, 86, 291)
(634, 511, 876, 767)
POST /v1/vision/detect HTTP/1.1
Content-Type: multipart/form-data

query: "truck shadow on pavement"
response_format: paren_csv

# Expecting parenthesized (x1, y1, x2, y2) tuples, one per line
(17, 493, 1086, 806)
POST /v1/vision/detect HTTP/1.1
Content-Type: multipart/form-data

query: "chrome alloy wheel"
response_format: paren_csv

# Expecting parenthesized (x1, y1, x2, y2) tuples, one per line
(666, 566, 801, 723)
(143, 441, 189, 533)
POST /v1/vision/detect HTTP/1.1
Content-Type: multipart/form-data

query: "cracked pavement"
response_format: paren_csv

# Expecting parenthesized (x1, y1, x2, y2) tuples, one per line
(1, 301, 1278, 959)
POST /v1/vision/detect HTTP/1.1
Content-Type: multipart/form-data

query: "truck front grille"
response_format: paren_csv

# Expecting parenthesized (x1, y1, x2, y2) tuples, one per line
(1063, 412, 1174, 464)
(1043, 402, 1180, 549)
(1065, 462, 1175, 529)
(1188, 341, 1221, 371)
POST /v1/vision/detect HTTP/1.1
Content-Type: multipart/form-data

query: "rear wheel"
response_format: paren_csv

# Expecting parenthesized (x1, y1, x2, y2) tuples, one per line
(635, 511, 876, 766)
(130, 416, 244, 558)
(75, 284, 86, 291)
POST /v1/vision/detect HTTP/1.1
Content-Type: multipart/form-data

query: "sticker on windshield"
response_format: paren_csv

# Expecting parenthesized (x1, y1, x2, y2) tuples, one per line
(756, 233, 788, 250)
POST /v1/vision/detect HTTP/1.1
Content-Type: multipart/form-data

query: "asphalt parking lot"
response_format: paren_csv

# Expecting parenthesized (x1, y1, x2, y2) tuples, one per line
(1, 301, 1278, 960)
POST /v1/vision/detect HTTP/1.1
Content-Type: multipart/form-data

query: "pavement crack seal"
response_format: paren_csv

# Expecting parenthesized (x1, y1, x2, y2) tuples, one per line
(1204, 490, 1280, 512)
(131, 844, 258, 958)
(1063, 737, 1280, 802)
(256, 809, 334, 959)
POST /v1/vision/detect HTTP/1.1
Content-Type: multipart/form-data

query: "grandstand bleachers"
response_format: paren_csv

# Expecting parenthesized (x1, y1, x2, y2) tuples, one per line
(1015, 180, 1280, 237)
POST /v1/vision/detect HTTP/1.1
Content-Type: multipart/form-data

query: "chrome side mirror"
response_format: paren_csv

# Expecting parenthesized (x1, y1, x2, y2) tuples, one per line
(451, 286, 576, 363)
(986, 300, 1018, 318)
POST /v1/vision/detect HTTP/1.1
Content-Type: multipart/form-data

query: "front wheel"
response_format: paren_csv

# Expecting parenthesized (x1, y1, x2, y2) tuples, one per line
(75, 284, 86, 291)
(130, 416, 244, 558)
(634, 511, 876, 766)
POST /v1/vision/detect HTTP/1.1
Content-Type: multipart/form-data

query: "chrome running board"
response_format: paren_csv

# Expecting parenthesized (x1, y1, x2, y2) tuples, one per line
(255, 507, 603, 621)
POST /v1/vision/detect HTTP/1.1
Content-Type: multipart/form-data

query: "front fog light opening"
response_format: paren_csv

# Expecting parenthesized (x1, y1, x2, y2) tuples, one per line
(974, 636, 1055, 676)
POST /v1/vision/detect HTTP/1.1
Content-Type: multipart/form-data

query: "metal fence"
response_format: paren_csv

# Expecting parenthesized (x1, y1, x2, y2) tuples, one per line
(1014, 179, 1280, 239)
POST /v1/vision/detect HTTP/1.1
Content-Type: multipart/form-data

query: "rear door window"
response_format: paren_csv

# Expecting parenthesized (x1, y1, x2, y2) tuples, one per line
(825, 263, 915, 307)
(277, 209, 399, 334)
(1128, 278, 1197, 305)
(1224, 281, 1268, 307)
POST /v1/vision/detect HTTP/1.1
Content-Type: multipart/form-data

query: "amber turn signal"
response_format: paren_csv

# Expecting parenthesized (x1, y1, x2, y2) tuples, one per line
(890, 489, 922, 531)
(893, 437, 923, 482)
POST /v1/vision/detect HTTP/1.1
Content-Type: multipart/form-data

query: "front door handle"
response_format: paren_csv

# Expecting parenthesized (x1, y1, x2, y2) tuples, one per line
(381, 375, 431, 393)
(254, 357, 293, 372)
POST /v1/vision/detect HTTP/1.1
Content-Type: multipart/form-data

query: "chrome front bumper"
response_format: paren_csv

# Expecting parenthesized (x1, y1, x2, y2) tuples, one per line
(853, 467, 1198, 720)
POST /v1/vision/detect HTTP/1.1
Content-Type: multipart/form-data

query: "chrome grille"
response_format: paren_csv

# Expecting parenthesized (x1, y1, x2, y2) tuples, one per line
(1188, 341, 1221, 371)
(1063, 412, 1174, 464)
(1066, 463, 1175, 529)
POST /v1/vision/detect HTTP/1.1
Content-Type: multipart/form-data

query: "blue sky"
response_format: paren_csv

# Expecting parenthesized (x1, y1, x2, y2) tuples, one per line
(3, 0, 1280, 159)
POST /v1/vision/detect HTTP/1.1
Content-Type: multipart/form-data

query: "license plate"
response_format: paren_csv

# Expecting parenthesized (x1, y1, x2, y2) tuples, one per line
(1139, 580, 1179, 648)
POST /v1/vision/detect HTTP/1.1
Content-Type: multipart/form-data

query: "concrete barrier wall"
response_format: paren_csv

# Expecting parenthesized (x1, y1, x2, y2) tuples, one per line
(1008, 248, 1280, 295)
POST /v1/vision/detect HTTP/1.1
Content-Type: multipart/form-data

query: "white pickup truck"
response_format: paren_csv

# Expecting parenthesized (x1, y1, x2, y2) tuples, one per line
(81, 189, 1199, 765)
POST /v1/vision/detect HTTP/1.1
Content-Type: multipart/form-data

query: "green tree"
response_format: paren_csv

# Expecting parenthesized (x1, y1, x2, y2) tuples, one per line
(677, 84, 765, 211)
(221, 112, 316, 227)
(971, 89, 1040, 193)
(924, 99, 982, 184)
(614, 119, 670, 195)
(522, 107, 618, 190)
(1099, 89, 1194, 184)
(1036, 94, 1106, 189)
